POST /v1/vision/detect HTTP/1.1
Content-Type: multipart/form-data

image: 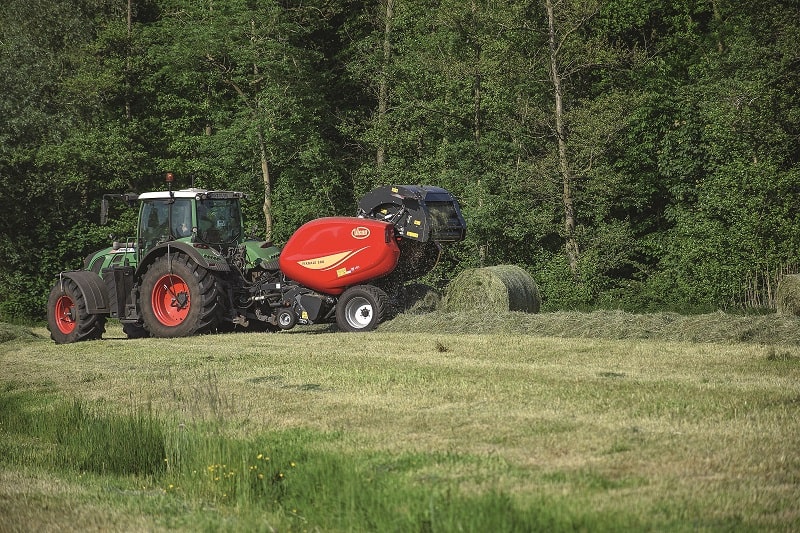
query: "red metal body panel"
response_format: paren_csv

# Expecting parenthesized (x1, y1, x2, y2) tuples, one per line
(279, 217, 400, 295)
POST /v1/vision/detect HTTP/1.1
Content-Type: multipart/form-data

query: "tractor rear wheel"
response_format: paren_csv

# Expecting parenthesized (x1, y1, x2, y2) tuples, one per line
(46, 277, 106, 344)
(140, 253, 223, 338)
(335, 285, 387, 332)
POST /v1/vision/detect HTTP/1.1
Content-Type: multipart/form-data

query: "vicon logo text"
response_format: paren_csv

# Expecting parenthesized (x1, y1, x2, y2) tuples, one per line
(351, 226, 370, 239)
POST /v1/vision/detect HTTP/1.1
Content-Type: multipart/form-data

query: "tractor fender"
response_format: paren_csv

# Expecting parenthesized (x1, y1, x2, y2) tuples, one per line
(58, 270, 110, 315)
(136, 241, 231, 278)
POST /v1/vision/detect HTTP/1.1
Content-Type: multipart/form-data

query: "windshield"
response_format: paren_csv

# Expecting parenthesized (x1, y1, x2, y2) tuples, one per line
(138, 199, 194, 257)
(196, 198, 242, 244)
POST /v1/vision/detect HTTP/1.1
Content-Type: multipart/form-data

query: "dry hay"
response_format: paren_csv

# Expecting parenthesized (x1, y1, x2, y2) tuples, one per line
(441, 265, 540, 314)
(400, 283, 441, 314)
(381, 309, 800, 346)
(776, 274, 800, 316)
(0, 323, 40, 343)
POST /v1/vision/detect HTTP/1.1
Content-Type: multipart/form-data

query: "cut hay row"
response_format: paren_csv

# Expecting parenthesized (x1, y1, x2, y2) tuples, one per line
(4, 308, 799, 348)
(381, 309, 800, 346)
(441, 265, 541, 314)
(400, 283, 441, 314)
(0, 323, 42, 343)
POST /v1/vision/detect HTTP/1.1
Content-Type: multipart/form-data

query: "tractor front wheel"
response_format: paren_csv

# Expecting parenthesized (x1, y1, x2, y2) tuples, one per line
(335, 285, 387, 332)
(140, 253, 223, 338)
(46, 277, 106, 344)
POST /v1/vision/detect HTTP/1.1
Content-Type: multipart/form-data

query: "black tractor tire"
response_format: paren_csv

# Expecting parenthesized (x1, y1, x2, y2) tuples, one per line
(122, 322, 150, 339)
(335, 285, 388, 332)
(140, 253, 223, 338)
(46, 277, 106, 344)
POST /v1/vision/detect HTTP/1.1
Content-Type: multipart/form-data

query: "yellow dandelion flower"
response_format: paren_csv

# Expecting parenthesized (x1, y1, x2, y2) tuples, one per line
(258, 473, 264, 479)
(257, 453, 263, 460)
(290, 462, 296, 467)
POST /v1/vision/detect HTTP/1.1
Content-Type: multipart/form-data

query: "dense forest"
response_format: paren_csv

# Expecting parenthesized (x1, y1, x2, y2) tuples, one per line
(1, 0, 799, 321)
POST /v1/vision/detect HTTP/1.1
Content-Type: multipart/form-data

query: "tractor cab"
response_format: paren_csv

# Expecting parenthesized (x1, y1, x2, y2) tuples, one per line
(136, 189, 245, 260)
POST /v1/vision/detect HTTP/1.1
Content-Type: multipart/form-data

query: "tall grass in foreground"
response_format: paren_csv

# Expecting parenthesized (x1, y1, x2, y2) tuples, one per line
(0, 389, 625, 531)
(163, 425, 592, 531)
(0, 390, 165, 476)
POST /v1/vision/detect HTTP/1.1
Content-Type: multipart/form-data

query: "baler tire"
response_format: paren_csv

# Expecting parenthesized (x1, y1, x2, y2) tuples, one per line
(140, 253, 223, 338)
(336, 285, 387, 332)
(46, 277, 106, 344)
(277, 309, 297, 330)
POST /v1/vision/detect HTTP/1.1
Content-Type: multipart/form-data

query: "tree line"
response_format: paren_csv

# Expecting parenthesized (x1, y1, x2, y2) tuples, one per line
(1, 0, 799, 321)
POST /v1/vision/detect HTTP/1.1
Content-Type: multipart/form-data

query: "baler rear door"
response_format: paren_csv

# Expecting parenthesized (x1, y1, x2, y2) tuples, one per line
(357, 185, 466, 243)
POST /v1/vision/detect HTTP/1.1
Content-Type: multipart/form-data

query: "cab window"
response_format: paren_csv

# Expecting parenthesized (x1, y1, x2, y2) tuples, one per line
(140, 200, 169, 253)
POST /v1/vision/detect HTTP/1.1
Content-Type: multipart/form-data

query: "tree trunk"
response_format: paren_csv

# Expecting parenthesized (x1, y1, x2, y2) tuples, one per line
(546, 0, 580, 280)
(125, 0, 132, 120)
(248, 19, 273, 242)
(376, 0, 394, 168)
(205, 57, 273, 241)
(257, 127, 273, 243)
(711, 0, 724, 53)
(471, 0, 481, 143)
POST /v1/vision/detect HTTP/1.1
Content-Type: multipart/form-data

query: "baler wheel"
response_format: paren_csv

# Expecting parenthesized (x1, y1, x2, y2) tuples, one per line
(336, 285, 388, 332)
(46, 277, 106, 344)
(140, 253, 223, 338)
(277, 309, 297, 330)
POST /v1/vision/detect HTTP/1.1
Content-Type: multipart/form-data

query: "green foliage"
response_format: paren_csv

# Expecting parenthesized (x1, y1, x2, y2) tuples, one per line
(1, 0, 799, 319)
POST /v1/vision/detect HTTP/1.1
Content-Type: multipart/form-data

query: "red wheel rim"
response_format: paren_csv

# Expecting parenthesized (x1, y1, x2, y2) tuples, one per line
(151, 274, 191, 326)
(54, 294, 76, 334)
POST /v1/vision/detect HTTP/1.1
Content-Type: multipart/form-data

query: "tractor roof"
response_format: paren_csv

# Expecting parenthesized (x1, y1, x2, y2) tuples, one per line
(137, 189, 245, 201)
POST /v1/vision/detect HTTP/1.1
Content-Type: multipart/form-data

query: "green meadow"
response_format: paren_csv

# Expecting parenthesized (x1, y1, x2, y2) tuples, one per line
(1, 312, 799, 531)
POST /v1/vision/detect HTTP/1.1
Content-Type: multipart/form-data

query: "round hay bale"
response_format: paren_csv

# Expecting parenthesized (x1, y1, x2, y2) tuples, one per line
(776, 274, 800, 316)
(441, 265, 541, 313)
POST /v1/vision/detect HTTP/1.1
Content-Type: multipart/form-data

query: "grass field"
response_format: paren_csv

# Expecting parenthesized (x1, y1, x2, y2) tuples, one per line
(1, 311, 799, 531)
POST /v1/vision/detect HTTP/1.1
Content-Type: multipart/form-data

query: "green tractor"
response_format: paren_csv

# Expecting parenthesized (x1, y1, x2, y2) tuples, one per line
(47, 181, 282, 343)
